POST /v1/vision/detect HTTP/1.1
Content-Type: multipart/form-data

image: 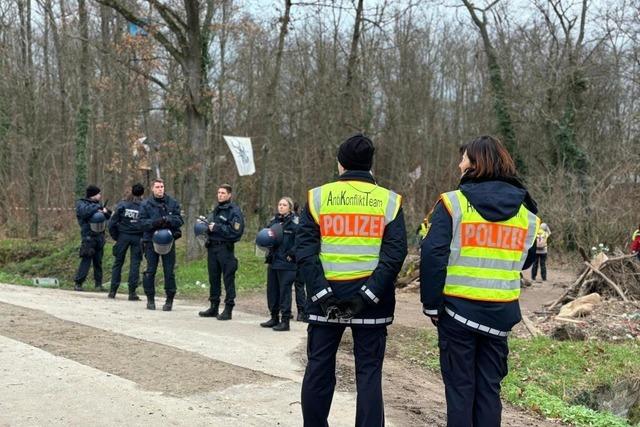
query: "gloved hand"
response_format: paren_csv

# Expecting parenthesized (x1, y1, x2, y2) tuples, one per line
(152, 217, 168, 229)
(319, 295, 341, 319)
(103, 208, 112, 219)
(337, 294, 369, 319)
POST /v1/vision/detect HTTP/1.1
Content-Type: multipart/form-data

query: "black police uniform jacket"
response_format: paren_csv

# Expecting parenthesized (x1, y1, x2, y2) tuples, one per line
(76, 198, 108, 241)
(266, 212, 299, 271)
(108, 199, 143, 240)
(295, 170, 408, 327)
(138, 195, 184, 242)
(420, 177, 538, 333)
(206, 201, 244, 244)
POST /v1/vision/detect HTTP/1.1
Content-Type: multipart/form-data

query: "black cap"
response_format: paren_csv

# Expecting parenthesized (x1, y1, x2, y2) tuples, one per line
(131, 183, 145, 197)
(337, 133, 375, 171)
(86, 185, 101, 198)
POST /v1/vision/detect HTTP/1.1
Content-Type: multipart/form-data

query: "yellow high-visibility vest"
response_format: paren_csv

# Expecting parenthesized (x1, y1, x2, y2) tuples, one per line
(308, 180, 402, 281)
(440, 190, 539, 302)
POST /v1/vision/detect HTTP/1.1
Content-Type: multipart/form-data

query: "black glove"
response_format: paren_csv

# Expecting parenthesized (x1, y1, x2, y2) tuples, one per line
(103, 208, 112, 219)
(265, 252, 274, 264)
(337, 294, 369, 319)
(172, 229, 182, 240)
(152, 217, 168, 229)
(319, 295, 341, 319)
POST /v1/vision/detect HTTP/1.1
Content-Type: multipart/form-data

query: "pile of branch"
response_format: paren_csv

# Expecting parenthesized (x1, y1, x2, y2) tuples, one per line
(549, 254, 640, 310)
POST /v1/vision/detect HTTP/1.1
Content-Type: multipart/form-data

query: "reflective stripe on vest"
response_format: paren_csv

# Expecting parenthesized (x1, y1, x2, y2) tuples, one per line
(633, 230, 640, 240)
(440, 190, 539, 302)
(309, 180, 401, 281)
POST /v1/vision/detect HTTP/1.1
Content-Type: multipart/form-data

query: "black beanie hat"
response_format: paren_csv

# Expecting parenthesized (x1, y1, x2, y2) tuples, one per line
(337, 133, 375, 171)
(86, 185, 101, 198)
(131, 183, 145, 197)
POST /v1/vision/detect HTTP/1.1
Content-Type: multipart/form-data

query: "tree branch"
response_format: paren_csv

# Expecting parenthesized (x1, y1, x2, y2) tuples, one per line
(94, 0, 184, 65)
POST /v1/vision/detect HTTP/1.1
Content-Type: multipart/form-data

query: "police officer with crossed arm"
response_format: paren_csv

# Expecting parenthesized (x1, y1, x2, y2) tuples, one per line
(198, 184, 244, 320)
(107, 183, 145, 300)
(138, 179, 184, 311)
(296, 134, 408, 426)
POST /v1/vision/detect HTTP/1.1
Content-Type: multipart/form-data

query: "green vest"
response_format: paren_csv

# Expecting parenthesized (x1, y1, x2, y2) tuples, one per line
(308, 180, 401, 281)
(440, 190, 539, 302)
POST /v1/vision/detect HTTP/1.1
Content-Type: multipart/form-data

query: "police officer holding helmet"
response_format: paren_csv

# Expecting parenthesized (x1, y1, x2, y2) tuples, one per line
(138, 178, 184, 311)
(74, 185, 111, 292)
(107, 183, 145, 300)
(198, 184, 244, 320)
(258, 197, 299, 332)
(296, 134, 408, 426)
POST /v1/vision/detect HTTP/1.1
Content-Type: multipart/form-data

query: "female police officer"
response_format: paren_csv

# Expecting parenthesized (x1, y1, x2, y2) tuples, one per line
(420, 135, 539, 427)
(259, 197, 299, 332)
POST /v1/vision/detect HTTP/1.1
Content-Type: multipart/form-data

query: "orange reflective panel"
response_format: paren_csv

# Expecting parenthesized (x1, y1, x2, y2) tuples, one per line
(461, 222, 526, 251)
(320, 214, 385, 237)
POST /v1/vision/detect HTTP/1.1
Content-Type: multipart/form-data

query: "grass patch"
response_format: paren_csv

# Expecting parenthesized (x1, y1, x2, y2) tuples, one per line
(0, 236, 267, 297)
(404, 329, 639, 426)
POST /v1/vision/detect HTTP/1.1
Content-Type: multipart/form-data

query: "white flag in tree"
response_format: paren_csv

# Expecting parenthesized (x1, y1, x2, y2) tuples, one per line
(223, 136, 255, 176)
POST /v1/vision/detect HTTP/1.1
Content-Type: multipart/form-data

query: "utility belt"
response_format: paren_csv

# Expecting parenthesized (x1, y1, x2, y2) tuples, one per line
(206, 239, 235, 249)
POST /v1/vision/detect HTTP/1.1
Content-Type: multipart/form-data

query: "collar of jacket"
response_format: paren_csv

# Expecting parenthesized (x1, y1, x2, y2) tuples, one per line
(81, 198, 100, 204)
(458, 175, 538, 214)
(216, 200, 232, 210)
(338, 170, 376, 184)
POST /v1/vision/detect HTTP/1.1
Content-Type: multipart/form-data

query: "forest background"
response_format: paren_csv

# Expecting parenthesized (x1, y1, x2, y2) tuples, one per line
(0, 0, 638, 258)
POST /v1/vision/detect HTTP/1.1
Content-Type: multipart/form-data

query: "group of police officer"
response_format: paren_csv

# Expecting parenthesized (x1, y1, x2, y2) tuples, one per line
(74, 179, 243, 317)
(74, 133, 537, 427)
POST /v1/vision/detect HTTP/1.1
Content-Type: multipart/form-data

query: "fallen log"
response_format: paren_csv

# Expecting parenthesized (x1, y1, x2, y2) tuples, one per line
(521, 315, 542, 337)
(548, 268, 590, 310)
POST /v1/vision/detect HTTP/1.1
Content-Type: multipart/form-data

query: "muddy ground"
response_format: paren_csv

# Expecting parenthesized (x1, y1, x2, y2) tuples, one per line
(0, 265, 572, 426)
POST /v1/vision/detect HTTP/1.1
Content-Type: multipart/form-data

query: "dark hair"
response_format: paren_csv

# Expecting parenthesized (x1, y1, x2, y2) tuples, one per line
(459, 135, 516, 179)
(152, 178, 164, 185)
(219, 184, 232, 193)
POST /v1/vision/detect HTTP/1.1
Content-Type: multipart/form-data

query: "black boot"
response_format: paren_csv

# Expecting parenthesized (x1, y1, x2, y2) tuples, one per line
(128, 290, 140, 301)
(296, 312, 305, 322)
(216, 304, 233, 320)
(273, 317, 290, 332)
(108, 284, 119, 299)
(74, 283, 83, 292)
(162, 292, 175, 311)
(260, 314, 279, 328)
(199, 302, 219, 317)
(146, 295, 156, 310)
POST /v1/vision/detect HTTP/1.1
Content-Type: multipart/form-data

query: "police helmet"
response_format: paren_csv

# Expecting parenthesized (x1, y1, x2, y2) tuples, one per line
(255, 223, 284, 249)
(89, 211, 107, 233)
(194, 221, 208, 237)
(194, 221, 209, 247)
(152, 229, 174, 255)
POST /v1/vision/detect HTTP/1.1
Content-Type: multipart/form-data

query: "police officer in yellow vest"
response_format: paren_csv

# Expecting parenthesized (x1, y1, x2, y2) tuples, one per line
(420, 136, 539, 427)
(296, 134, 408, 427)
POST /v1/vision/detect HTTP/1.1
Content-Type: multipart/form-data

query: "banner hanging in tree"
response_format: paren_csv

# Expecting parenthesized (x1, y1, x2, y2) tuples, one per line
(223, 136, 255, 176)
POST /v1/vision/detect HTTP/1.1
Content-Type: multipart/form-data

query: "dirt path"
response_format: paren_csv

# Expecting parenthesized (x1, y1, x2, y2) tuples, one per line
(0, 280, 562, 426)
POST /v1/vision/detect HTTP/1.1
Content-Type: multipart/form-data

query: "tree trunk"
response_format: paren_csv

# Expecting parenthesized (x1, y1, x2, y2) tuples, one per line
(258, 0, 292, 225)
(75, 0, 90, 197)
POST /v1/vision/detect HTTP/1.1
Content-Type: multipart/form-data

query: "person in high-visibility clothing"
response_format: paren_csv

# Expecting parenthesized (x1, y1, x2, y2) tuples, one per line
(296, 134, 408, 427)
(631, 224, 640, 260)
(420, 135, 539, 427)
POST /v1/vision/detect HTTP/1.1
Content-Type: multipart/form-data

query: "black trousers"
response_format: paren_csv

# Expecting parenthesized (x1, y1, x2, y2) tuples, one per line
(531, 253, 547, 280)
(266, 267, 296, 318)
(438, 313, 509, 427)
(74, 244, 104, 287)
(110, 233, 142, 290)
(294, 270, 307, 314)
(142, 242, 176, 297)
(301, 324, 387, 427)
(207, 243, 238, 306)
